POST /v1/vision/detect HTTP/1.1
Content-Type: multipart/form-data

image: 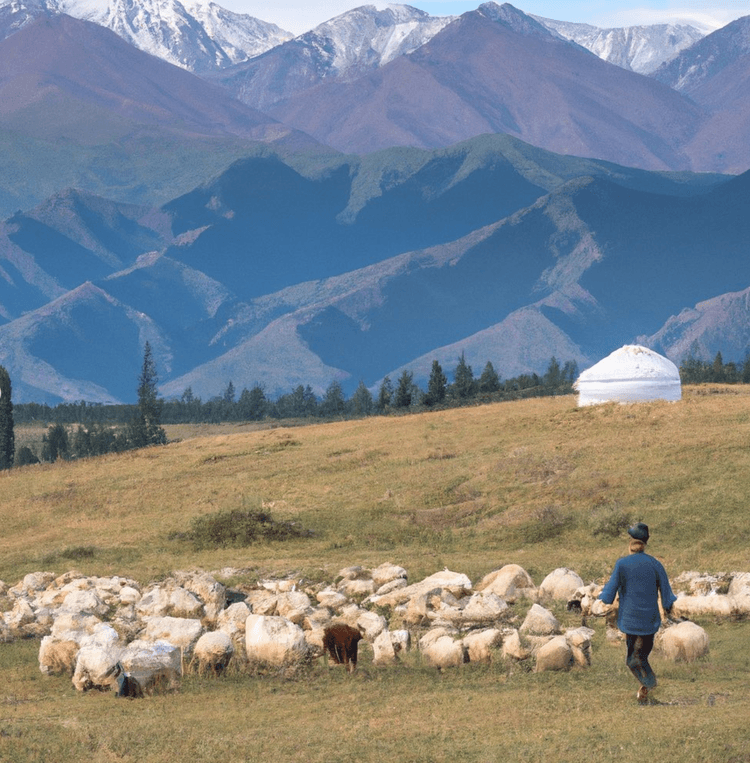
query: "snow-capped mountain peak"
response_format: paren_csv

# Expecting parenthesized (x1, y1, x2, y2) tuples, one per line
(184, 1, 292, 63)
(299, 4, 455, 77)
(478, 2, 558, 39)
(534, 14, 706, 74)
(0, 0, 293, 72)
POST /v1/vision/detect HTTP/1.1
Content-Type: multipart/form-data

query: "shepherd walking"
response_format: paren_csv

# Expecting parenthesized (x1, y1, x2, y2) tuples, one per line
(599, 522, 677, 704)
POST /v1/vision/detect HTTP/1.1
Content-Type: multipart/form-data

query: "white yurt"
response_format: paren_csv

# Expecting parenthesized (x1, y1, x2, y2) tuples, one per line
(574, 345, 681, 407)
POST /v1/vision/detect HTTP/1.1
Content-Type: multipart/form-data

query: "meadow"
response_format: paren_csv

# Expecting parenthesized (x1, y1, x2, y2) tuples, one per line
(3, 388, 750, 762)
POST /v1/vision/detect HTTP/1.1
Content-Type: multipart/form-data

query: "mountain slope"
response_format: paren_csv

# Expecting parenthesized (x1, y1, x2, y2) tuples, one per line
(0, 189, 172, 321)
(163, 169, 748, 400)
(185, 1, 292, 65)
(652, 15, 750, 93)
(0, 12, 317, 216)
(0, 0, 293, 72)
(0, 281, 169, 403)
(642, 287, 750, 364)
(163, 133, 726, 301)
(658, 18, 750, 173)
(268, 3, 704, 169)
(214, 3, 454, 112)
(0, 138, 740, 403)
(0, 13, 300, 143)
(535, 16, 705, 74)
(87, 0, 292, 73)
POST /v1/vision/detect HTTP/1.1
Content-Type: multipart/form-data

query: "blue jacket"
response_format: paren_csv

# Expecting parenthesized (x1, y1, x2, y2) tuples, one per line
(599, 551, 677, 636)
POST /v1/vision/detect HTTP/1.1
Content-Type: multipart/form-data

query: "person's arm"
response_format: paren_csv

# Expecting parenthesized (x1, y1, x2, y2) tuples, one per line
(599, 561, 621, 605)
(656, 561, 678, 612)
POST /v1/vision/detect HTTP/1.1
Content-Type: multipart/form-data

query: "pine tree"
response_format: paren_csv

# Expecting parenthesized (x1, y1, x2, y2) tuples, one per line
(742, 351, 750, 384)
(350, 380, 373, 417)
(544, 356, 562, 391)
(680, 348, 706, 384)
(0, 365, 14, 469)
(562, 360, 579, 385)
(711, 351, 725, 383)
(223, 381, 236, 404)
(129, 342, 166, 448)
(425, 360, 447, 406)
(238, 385, 267, 421)
(451, 352, 476, 399)
(321, 380, 346, 418)
(41, 423, 69, 463)
(478, 361, 501, 394)
(73, 425, 93, 458)
(377, 376, 393, 413)
(303, 385, 318, 417)
(394, 370, 414, 409)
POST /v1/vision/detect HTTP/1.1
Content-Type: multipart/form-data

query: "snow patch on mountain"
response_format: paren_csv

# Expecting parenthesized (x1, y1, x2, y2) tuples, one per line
(295, 4, 455, 80)
(534, 15, 705, 74)
(0, 0, 292, 72)
(651, 16, 750, 93)
(186, 1, 292, 63)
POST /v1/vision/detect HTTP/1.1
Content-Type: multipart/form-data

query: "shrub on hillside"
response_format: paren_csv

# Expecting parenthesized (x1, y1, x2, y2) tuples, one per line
(590, 505, 633, 538)
(15, 446, 39, 466)
(182, 508, 313, 550)
(508, 506, 574, 545)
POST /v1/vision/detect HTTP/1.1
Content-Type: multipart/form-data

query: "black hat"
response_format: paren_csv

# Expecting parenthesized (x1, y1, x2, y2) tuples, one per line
(628, 522, 650, 542)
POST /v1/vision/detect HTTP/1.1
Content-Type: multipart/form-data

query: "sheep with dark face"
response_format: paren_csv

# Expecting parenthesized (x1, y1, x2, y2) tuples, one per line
(323, 624, 362, 673)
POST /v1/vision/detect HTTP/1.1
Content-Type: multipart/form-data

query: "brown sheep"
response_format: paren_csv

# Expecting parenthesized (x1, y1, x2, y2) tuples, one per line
(323, 624, 362, 673)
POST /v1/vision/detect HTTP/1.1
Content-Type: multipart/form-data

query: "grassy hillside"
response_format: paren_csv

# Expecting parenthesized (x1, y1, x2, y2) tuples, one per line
(4, 387, 750, 583)
(3, 389, 750, 763)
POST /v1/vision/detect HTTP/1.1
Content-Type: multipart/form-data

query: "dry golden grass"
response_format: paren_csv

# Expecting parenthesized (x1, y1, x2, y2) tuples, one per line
(3, 388, 750, 762)
(4, 386, 750, 585)
(2, 616, 750, 763)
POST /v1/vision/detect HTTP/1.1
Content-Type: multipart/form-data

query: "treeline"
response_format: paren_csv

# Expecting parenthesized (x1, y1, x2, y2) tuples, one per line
(16, 347, 750, 467)
(679, 350, 750, 385)
(15, 356, 578, 434)
(12, 342, 167, 467)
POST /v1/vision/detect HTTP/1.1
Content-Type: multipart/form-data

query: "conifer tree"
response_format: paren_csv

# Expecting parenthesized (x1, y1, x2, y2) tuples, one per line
(478, 361, 501, 394)
(321, 380, 346, 418)
(239, 385, 267, 421)
(0, 365, 14, 469)
(129, 342, 166, 448)
(351, 380, 373, 417)
(42, 423, 69, 463)
(544, 356, 562, 390)
(223, 380, 236, 404)
(712, 351, 725, 383)
(377, 376, 393, 413)
(452, 352, 476, 399)
(425, 360, 447, 406)
(394, 370, 414, 409)
(562, 360, 579, 385)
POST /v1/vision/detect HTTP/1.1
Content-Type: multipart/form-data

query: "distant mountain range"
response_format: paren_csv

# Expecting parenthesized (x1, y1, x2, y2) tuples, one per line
(0, 0, 292, 72)
(0, 2, 749, 403)
(1, 133, 745, 404)
(264, 4, 706, 167)
(211, 5, 455, 112)
(1, 0, 748, 211)
(0, 12, 318, 216)
(0, 0, 706, 79)
(533, 16, 705, 74)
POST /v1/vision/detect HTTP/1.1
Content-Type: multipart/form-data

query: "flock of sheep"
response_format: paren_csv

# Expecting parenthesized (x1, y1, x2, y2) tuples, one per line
(1, 561, 740, 696)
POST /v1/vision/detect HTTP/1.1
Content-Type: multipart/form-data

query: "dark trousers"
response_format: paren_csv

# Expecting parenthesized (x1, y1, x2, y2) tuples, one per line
(626, 633, 656, 688)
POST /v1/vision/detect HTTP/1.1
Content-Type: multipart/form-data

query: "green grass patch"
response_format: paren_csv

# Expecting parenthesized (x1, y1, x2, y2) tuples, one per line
(39, 545, 97, 566)
(177, 504, 314, 550)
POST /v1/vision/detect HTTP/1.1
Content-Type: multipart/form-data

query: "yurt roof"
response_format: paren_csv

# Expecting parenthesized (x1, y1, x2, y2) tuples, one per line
(576, 345, 680, 383)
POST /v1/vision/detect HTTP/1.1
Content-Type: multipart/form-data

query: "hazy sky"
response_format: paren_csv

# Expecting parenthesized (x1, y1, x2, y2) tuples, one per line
(218, 1, 750, 35)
